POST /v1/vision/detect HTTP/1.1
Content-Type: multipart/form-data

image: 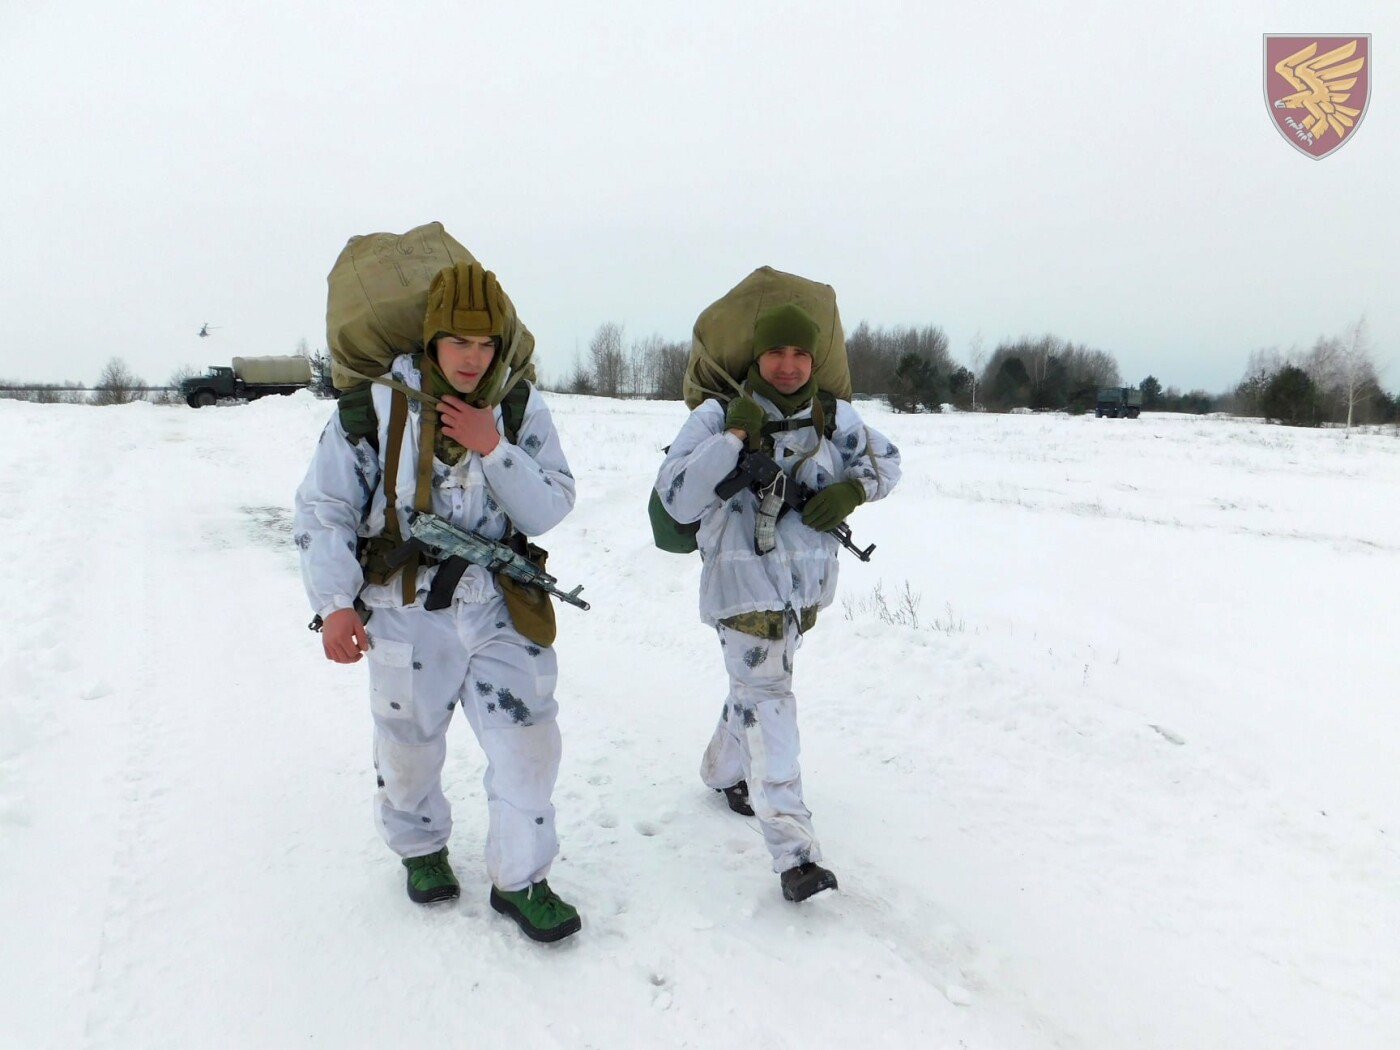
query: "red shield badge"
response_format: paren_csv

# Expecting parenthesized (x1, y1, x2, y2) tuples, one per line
(1266, 35, 1371, 158)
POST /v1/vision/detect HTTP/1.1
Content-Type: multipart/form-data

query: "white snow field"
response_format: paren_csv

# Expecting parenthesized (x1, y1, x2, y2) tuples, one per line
(2, 393, 1396, 1050)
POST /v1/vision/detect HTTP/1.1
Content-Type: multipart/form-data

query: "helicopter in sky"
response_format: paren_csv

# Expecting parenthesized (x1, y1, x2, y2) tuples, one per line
(198, 323, 221, 338)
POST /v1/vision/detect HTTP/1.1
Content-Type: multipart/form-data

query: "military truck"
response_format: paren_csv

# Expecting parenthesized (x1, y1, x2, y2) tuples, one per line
(1095, 386, 1143, 418)
(182, 356, 312, 407)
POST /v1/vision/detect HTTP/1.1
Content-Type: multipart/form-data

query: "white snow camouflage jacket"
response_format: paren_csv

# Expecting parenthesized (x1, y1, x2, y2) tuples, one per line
(293, 355, 576, 620)
(655, 394, 901, 627)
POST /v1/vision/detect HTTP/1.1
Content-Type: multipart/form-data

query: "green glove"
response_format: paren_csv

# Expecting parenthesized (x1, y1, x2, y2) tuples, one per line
(724, 396, 766, 448)
(802, 479, 865, 532)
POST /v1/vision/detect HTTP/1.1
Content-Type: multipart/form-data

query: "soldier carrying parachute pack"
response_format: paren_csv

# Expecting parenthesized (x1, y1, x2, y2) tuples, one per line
(653, 267, 902, 903)
(293, 223, 584, 943)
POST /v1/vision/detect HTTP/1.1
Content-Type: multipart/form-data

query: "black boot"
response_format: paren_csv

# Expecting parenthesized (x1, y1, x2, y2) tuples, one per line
(716, 780, 754, 816)
(781, 862, 838, 902)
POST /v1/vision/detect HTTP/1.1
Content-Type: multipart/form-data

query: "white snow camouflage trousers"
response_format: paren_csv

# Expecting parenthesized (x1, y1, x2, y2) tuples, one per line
(363, 596, 561, 893)
(700, 615, 821, 873)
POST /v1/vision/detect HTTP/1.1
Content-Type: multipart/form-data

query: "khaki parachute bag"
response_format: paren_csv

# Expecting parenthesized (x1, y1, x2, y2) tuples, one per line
(325, 221, 536, 405)
(651, 267, 855, 553)
(682, 266, 851, 409)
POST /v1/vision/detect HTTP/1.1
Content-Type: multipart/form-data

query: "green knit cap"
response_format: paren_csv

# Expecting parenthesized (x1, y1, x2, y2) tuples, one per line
(753, 303, 819, 358)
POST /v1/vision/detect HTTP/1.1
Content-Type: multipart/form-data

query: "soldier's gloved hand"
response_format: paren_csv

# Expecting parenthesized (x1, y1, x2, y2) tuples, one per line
(802, 479, 866, 532)
(724, 396, 766, 448)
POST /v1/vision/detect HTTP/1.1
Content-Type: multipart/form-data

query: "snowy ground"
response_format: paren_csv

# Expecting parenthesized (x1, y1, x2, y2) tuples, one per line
(2, 393, 1396, 1050)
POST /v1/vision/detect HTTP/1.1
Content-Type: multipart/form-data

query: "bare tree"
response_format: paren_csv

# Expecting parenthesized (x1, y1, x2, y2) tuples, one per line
(1337, 317, 1379, 435)
(967, 331, 986, 410)
(91, 357, 146, 406)
(588, 322, 626, 397)
(156, 365, 198, 406)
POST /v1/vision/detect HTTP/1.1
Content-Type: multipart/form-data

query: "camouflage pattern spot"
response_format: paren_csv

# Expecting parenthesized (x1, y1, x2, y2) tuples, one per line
(535, 816, 544, 825)
(840, 449, 853, 464)
(294, 532, 311, 550)
(728, 498, 743, 513)
(502, 456, 515, 469)
(523, 434, 543, 453)
(377, 776, 385, 788)
(420, 816, 430, 824)
(741, 706, 758, 728)
(345, 539, 356, 552)
(352, 463, 374, 504)
(843, 433, 859, 451)
(543, 476, 553, 486)
(412, 661, 422, 670)
(665, 470, 686, 507)
(473, 515, 489, 530)
(743, 646, 768, 669)
(885, 443, 898, 456)
(525, 645, 541, 656)
(814, 471, 828, 486)
(475, 681, 494, 696)
(721, 702, 730, 720)
(486, 702, 496, 712)
(791, 569, 801, 590)
(485, 495, 499, 512)
(495, 687, 531, 724)
(495, 621, 508, 629)
(389, 701, 401, 710)
(782, 651, 792, 673)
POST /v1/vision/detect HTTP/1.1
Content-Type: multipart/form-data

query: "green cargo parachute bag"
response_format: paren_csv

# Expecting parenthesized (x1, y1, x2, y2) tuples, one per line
(325, 221, 536, 405)
(648, 485, 699, 553)
(650, 266, 851, 553)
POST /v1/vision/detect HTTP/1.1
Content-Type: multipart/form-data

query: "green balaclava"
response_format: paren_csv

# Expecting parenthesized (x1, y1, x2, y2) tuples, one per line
(747, 303, 819, 415)
(421, 260, 508, 405)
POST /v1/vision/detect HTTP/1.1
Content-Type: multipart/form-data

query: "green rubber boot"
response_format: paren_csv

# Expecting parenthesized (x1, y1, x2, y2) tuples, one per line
(402, 847, 460, 904)
(489, 880, 582, 942)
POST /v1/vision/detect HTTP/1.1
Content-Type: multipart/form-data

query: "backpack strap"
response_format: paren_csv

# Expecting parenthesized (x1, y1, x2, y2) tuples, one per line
(757, 390, 840, 442)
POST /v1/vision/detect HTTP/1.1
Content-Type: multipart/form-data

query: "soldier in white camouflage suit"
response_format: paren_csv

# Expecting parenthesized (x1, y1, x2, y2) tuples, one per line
(294, 261, 581, 942)
(655, 302, 901, 901)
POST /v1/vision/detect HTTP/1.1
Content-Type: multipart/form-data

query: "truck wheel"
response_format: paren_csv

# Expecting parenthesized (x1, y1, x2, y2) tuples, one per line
(191, 390, 216, 408)
(1095, 408, 1103, 418)
(1127, 408, 1140, 419)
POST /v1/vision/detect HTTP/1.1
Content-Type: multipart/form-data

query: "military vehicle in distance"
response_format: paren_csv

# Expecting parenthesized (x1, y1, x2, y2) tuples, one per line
(1095, 386, 1143, 418)
(182, 356, 313, 407)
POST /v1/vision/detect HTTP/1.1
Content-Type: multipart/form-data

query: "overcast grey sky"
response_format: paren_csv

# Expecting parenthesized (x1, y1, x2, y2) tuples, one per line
(2, 0, 1395, 392)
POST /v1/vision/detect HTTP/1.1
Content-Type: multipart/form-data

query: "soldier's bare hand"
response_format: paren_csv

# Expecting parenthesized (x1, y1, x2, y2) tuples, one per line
(438, 396, 501, 455)
(322, 608, 368, 664)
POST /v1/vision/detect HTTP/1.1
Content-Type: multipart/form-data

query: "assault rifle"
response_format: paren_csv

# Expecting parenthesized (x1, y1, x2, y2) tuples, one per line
(714, 450, 876, 562)
(386, 513, 591, 610)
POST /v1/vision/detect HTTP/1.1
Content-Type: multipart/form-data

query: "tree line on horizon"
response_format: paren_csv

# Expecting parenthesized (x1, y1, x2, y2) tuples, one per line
(549, 318, 1397, 428)
(4, 321, 1395, 430)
